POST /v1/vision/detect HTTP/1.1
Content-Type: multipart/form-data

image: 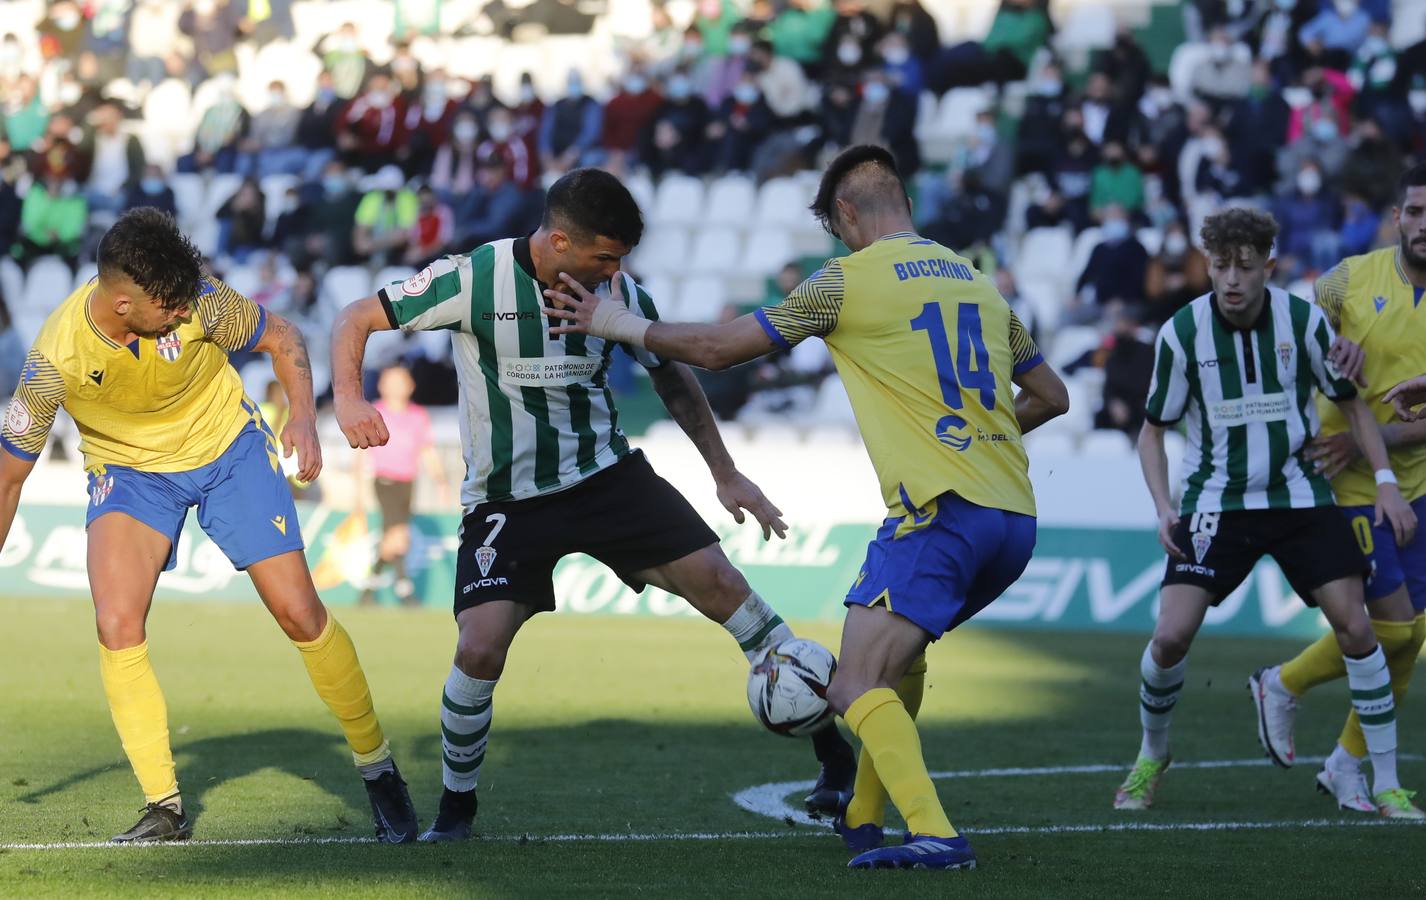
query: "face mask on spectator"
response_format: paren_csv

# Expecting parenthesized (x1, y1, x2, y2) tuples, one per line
(269, 90, 286, 107)
(1360, 36, 1388, 57)
(323, 174, 349, 196)
(1101, 219, 1130, 242)
(883, 46, 909, 66)
(838, 42, 862, 66)
(1335, 0, 1358, 15)
(1210, 43, 1231, 64)
(1165, 232, 1189, 256)
(1225, 0, 1245, 16)
(488, 120, 512, 141)
(625, 75, 648, 94)
(1036, 77, 1061, 97)
(1202, 137, 1225, 158)
(453, 120, 478, 143)
(0, 41, 20, 67)
(317, 86, 336, 103)
(54, 11, 80, 29)
(339, 35, 358, 53)
(1274, 0, 1294, 8)
(733, 83, 760, 104)
(425, 82, 446, 105)
(1297, 168, 1322, 195)
(368, 88, 393, 108)
(520, 84, 537, 103)
(1411, 90, 1426, 114)
(1311, 117, 1338, 142)
(141, 176, 165, 194)
(975, 122, 997, 146)
(862, 81, 890, 104)
(729, 36, 751, 56)
(567, 75, 584, 98)
(59, 82, 81, 105)
(667, 76, 692, 100)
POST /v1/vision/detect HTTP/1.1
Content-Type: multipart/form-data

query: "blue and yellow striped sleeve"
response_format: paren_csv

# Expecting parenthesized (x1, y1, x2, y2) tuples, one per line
(754, 260, 845, 350)
(1313, 261, 1349, 331)
(2, 351, 66, 461)
(1008, 311, 1043, 375)
(196, 277, 267, 352)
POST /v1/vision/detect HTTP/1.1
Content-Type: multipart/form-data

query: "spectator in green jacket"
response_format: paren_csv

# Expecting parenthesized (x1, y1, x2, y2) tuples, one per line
(982, 0, 1051, 70)
(695, 0, 742, 58)
(771, 0, 837, 69)
(1089, 141, 1145, 217)
(3, 74, 49, 153)
(14, 154, 88, 271)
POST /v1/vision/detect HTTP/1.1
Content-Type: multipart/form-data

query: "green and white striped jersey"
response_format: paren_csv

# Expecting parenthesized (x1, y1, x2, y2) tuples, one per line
(1144, 286, 1356, 515)
(378, 238, 664, 508)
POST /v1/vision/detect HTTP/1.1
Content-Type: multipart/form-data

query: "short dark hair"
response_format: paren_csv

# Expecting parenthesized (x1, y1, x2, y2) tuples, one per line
(1199, 206, 1278, 259)
(810, 144, 908, 237)
(1397, 163, 1426, 206)
(97, 208, 205, 311)
(542, 168, 644, 247)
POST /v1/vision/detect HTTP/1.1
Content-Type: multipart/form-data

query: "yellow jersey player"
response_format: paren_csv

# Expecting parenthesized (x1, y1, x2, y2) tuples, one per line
(541, 145, 1071, 871)
(1250, 165, 1426, 819)
(0, 209, 419, 843)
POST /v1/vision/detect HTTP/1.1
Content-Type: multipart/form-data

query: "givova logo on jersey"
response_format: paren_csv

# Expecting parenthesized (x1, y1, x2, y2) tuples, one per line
(157, 333, 183, 362)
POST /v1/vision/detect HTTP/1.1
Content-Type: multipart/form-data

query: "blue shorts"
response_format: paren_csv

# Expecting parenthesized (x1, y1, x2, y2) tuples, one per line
(84, 418, 304, 572)
(1340, 496, 1426, 612)
(845, 493, 1037, 639)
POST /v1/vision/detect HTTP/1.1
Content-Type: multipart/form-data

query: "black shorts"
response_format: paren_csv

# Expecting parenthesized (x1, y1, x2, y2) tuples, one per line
(452, 450, 719, 616)
(375, 477, 414, 528)
(1161, 506, 1369, 605)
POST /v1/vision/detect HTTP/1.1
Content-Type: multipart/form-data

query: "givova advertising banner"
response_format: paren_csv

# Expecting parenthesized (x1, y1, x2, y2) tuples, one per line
(0, 503, 1331, 638)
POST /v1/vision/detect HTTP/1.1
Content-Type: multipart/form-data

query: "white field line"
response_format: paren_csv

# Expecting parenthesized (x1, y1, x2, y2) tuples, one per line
(6, 756, 1422, 851)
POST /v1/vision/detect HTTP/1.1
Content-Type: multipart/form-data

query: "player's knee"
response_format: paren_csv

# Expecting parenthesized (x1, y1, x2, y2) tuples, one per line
(826, 671, 873, 717)
(1331, 615, 1376, 657)
(454, 638, 508, 680)
(95, 613, 146, 650)
(272, 605, 326, 642)
(1150, 632, 1191, 668)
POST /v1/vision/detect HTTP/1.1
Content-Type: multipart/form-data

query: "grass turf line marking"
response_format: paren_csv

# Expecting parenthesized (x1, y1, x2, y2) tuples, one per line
(731, 754, 1426, 828)
(2, 818, 1421, 851)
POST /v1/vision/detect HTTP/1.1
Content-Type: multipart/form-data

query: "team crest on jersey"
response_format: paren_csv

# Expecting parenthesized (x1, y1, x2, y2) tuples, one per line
(90, 474, 114, 506)
(401, 268, 433, 296)
(475, 545, 498, 578)
(4, 397, 31, 436)
(1374, 295, 1388, 313)
(156, 332, 183, 362)
(1276, 342, 1293, 371)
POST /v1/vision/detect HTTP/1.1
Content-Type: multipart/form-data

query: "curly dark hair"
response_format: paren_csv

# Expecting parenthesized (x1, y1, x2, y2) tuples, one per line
(97, 208, 205, 311)
(1199, 206, 1278, 259)
(542, 168, 644, 248)
(810, 143, 907, 238)
(1398, 162, 1426, 206)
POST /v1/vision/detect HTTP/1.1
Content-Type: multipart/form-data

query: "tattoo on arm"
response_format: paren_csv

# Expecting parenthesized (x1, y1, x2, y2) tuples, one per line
(267, 315, 315, 407)
(652, 364, 734, 476)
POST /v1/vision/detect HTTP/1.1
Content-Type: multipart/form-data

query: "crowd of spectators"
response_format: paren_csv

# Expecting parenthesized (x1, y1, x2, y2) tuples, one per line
(1, 0, 1425, 435)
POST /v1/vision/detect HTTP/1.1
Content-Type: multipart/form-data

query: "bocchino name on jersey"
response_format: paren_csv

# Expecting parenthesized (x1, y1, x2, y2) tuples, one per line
(893, 259, 975, 282)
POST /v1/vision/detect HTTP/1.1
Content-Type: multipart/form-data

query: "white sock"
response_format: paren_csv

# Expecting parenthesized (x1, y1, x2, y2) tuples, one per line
(441, 665, 496, 793)
(1138, 643, 1186, 761)
(722, 593, 794, 663)
(1344, 646, 1399, 793)
(1326, 742, 1362, 773)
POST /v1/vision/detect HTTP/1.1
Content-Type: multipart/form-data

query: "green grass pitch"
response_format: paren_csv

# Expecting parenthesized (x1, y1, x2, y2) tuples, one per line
(0, 595, 1421, 898)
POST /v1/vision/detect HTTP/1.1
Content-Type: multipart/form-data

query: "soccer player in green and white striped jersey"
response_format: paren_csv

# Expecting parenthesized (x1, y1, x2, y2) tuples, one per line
(329, 169, 857, 841)
(1112, 207, 1418, 811)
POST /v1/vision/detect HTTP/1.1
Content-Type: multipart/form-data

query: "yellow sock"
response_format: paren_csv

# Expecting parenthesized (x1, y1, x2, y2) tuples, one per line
(98, 641, 178, 804)
(1339, 615, 1424, 758)
(292, 615, 388, 763)
(844, 687, 955, 838)
(845, 654, 927, 829)
(1279, 631, 1345, 696)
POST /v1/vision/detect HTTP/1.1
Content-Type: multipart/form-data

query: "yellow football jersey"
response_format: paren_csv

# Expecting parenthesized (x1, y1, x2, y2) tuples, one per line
(756, 233, 1040, 520)
(1315, 248, 1426, 506)
(1, 276, 267, 472)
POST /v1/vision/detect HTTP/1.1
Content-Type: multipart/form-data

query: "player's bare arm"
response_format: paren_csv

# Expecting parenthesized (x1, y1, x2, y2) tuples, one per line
(1383, 374, 1426, 421)
(1335, 393, 1417, 546)
(252, 311, 322, 482)
(1137, 422, 1187, 562)
(543, 273, 778, 370)
(1012, 361, 1070, 435)
(330, 295, 394, 450)
(0, 448, 37, 550)
(646, 362, 787, 540)
(1307, 415, 1426, 478)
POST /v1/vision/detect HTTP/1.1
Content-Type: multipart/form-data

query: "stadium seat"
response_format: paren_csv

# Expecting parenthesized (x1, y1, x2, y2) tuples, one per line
(1016, 227, 1074, 285)
(246, 41, 324, 108)
(0, 259, 24, 312)
(1137, 227, 1163, 256)
(1391, 0, 1426, 49)
(1054, 4, 1116, 56)
(221, 263, 262, 298)
(72, 262, 98, 291)
(704, 175, 757, 227)
(688, 227, 742, 275)
(624, 171, 655, 217)
(187, 77, 226, 133)
(259, 174, 299, 235)
(754, 177, 812, 229)
(641, 419, 687, 443)
(1024, 430, 1075, 457)
(1048, 325, 1103, 369)
(629, 227, 690, 277)
(740, 226, 795, 277)
(142, 79, 192, 134)
(634, 274, 676, 315)
(1069, 226, 1102, 287)
(1168, 43, 1211, 102)
(651, 174, 705, 227)
(1081, 429, 1134, 459)
(676, 275, 730, 323)
(812, 375, 857, 426)
(169, 173, 207, 229)
(321, 266, 375, 317)
(23, 257, 74, 316)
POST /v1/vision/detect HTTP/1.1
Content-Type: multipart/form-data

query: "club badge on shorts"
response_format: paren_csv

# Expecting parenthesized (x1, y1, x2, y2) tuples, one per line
(157, 332, 183, 362)
(90, 474, 114, 506)
(475, 545, 498, 578)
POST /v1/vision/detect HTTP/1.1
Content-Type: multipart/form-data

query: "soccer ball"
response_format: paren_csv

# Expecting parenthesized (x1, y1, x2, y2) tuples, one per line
(747, 638, 837, 737)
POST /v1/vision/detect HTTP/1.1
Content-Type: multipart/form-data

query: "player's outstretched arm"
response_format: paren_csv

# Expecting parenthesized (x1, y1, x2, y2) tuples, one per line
(647, 362, 787, 540)
(543, 274, 778, 370)
(1137, 423, 1187, 562)
(330, 296, 393, 450)
(1011, 361, 1070, 435)
(253, 310, 322, 482)
(1336, 394, 1417, 546)
(0, 449, 37, 552)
